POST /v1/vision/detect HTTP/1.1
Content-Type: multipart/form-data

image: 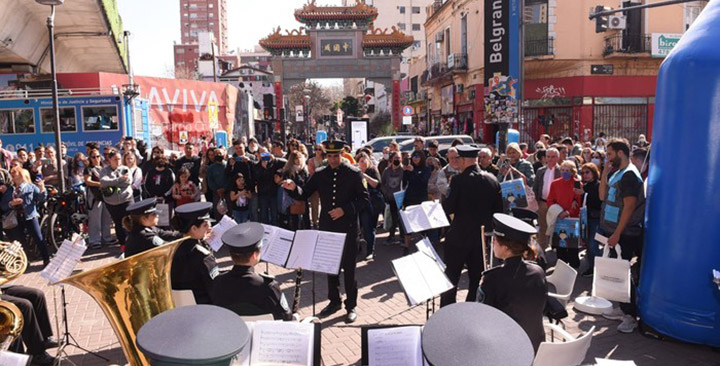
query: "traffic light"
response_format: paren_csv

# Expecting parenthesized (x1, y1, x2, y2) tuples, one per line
(594, 5, 611, 33)
(263, 107, 274, 120)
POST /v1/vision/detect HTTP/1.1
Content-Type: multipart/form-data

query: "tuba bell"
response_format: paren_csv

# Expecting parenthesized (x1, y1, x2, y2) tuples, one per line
(0, 300, 23, 351)
(57, 238, 184, 366)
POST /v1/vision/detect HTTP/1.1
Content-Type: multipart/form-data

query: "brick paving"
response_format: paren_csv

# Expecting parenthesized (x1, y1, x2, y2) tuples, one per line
(12, 231, 720, 366)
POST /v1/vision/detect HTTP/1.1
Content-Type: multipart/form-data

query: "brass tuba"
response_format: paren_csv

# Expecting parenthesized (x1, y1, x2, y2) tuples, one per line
(57, 238, 184, 366)
(0, 300, 23, 351)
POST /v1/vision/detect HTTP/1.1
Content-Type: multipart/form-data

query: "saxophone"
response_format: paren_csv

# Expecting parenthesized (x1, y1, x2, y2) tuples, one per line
(0, 241, 27, 350)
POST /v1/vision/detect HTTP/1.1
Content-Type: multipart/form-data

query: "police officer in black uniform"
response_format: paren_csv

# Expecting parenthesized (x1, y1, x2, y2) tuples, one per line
(211, 222, 293, 320)
(440, 145, 503, 307)
(478, 213, 548, 353)
(124, 198, 183, 257)
(171, 202, 219, 304)
(281, 140, 369, 323)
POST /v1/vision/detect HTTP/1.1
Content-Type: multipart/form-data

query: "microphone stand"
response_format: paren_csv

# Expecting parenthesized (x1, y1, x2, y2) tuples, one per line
(55, 286, 109, 365)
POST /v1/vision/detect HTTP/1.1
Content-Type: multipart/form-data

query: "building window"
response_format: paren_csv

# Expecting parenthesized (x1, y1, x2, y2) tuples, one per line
(183, 13, 188, 17)
(412, 6, 421, 14)
(82, 106, 118, 131)
(208, 3, 213, 8)
(524, 0, 549, 53)
(189, 3, 197, 9)
(209, 12, 214, 18)
(176, 48, 185, 54)
(397, 23, 406, 31)
(209, 22, 214, 26)
(399, 6, 406, 14)
(191, 23, 197, 28)
(412, 23, 421, 31)
(413, 41, 421, 50)
(189, 13, 198, 19)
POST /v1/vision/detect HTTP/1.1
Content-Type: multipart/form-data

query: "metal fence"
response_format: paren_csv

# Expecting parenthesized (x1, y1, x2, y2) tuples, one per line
(593, 104, 648, 142)
(520, 107, 574, 144)
(525, 37, 555, 57)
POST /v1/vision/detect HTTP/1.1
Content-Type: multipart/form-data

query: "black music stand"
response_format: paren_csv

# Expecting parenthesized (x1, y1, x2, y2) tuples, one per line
(55, 286, 109, 365)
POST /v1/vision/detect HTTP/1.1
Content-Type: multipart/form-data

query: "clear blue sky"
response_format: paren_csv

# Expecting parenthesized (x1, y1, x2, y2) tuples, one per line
(118, 0, 344, 81)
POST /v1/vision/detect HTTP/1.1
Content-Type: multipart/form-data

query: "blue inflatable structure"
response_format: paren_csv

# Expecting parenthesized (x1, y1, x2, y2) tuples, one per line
(639, 0, 720, 347)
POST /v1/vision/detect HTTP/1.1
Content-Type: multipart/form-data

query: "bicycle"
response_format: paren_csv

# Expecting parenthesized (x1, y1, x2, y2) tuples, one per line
(40, 183, 88, 251)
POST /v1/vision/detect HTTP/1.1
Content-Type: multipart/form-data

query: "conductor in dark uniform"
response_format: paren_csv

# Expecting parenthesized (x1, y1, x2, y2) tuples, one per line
(171, 202, 219, 304)
(211, 222, 293, 320)
(281, 140, 369, 323)
(478, 213, 548, 353)
(441, 145, 503, 307)
(124, 198, 183, 257)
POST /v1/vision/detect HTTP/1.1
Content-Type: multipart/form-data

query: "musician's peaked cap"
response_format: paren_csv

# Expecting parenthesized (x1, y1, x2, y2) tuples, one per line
(456, 144, 480, 158)
(422, 302, 534, 366)
(175, 202, 214, 222)
(222, 222, 264, 254)
(322, 140, 348, 154)
(136, 304, 250, 364)
(493, 213, 536, 243)
(126, 197, 157, 215)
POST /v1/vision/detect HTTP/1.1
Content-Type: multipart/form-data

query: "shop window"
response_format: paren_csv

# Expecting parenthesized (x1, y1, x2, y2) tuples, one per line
(41, 107, 76, 133)
(82, 106, 118, 131)
(0, 109, 35, 134)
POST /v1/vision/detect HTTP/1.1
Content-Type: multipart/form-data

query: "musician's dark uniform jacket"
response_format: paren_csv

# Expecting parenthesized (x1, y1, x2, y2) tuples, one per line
(125, 226, 183, 257)
(171, 238, 219, 304)
(211, 265, 292, 320)
(479, 256, 547, 352)
(441, 161, 503, 306)
(287, 161, 369, 310)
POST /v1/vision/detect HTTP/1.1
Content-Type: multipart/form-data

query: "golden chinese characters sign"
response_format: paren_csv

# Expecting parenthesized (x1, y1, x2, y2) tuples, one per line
(320, 39, 354, 56)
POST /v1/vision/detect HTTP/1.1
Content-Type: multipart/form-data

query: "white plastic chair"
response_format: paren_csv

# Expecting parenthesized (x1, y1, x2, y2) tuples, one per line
(240, 313, 275, 322)
(546, 259, 578, 307)
(533, 324, 595, 366)
(171, 290, 197, 307)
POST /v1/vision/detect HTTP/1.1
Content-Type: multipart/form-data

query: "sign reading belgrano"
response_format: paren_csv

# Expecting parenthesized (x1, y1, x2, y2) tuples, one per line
(651, 33, 682, 58)
(484, 0, 521, 124)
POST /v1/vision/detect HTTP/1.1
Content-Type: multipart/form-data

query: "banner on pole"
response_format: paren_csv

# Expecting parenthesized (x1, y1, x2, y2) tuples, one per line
(484, 0, 521, 124)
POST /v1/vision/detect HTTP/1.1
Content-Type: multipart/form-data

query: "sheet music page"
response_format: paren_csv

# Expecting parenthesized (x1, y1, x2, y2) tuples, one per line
(595, 359, 637, 366)
(415, 238, 446, 271)
(286, 230, 318, 270)
(249, 321, 313, 366)
(0, 351, 30, 366)
(412, 252, 453, 297)
(421, 201, 450, 229)
(259, 225, 276, 260)
(230, 322, 254, 366)
(41, 237, 87, 284)
(261, 227, 295, 267)
(207, 216, 237, 252)
(399, 205, 430, 234)
(310, 231, 346, 274)
(391, 255, 432, 305)
(368, 326, 423, 366)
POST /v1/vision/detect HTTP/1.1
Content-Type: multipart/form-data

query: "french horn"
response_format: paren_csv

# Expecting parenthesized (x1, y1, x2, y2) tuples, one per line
(56, 238, 183, 366)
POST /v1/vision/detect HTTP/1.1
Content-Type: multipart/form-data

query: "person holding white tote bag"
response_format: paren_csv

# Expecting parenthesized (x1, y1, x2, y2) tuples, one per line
(597, 139, 645, 334)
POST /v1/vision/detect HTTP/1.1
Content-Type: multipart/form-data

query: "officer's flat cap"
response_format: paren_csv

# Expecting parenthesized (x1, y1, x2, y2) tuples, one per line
(493, 213, 537, 243)
(126, 198, 157, 215)
(422, 302, 534, 366)
(456, 144, 480, 158)
(222, 222, 264, 254)
(323, 140, 348, 154)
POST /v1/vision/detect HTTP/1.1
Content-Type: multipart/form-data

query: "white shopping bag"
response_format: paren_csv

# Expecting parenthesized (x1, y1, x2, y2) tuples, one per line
(593, 243, 631, 303)
(156, 203, 171, 227)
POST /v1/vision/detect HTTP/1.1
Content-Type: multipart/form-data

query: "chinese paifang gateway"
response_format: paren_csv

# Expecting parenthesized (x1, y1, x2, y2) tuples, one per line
(258, 1, 414, 57)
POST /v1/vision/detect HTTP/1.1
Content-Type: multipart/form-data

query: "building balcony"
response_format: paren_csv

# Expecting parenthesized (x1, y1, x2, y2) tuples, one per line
(525, 37, 554, 57)
(604, 33, 652, 57)
(448, 53, 468, 71)
(421, 62, 453, 86)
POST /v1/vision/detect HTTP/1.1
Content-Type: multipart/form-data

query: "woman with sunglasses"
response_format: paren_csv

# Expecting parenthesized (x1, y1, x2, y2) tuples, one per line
(123, 197, 183, 257)
(84, 148, 114, 249)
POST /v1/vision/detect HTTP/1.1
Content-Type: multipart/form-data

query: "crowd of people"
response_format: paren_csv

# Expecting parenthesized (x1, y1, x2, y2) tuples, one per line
(0, 130, 651, 363)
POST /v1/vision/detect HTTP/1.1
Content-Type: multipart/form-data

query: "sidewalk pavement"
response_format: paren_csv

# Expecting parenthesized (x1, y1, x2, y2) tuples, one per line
(10, 231, 720, 366)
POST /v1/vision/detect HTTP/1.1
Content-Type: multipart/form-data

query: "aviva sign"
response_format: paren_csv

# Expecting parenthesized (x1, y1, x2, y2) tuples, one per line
(651, 33, 682, 58)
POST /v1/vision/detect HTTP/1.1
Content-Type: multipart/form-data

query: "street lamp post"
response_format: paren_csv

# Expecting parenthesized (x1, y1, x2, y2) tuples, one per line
(37, 0, 66, 193)
(303, 88, 311, 141)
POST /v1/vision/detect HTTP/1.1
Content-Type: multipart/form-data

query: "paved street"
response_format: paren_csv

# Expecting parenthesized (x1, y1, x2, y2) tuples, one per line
(12, 231, 720, 366)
